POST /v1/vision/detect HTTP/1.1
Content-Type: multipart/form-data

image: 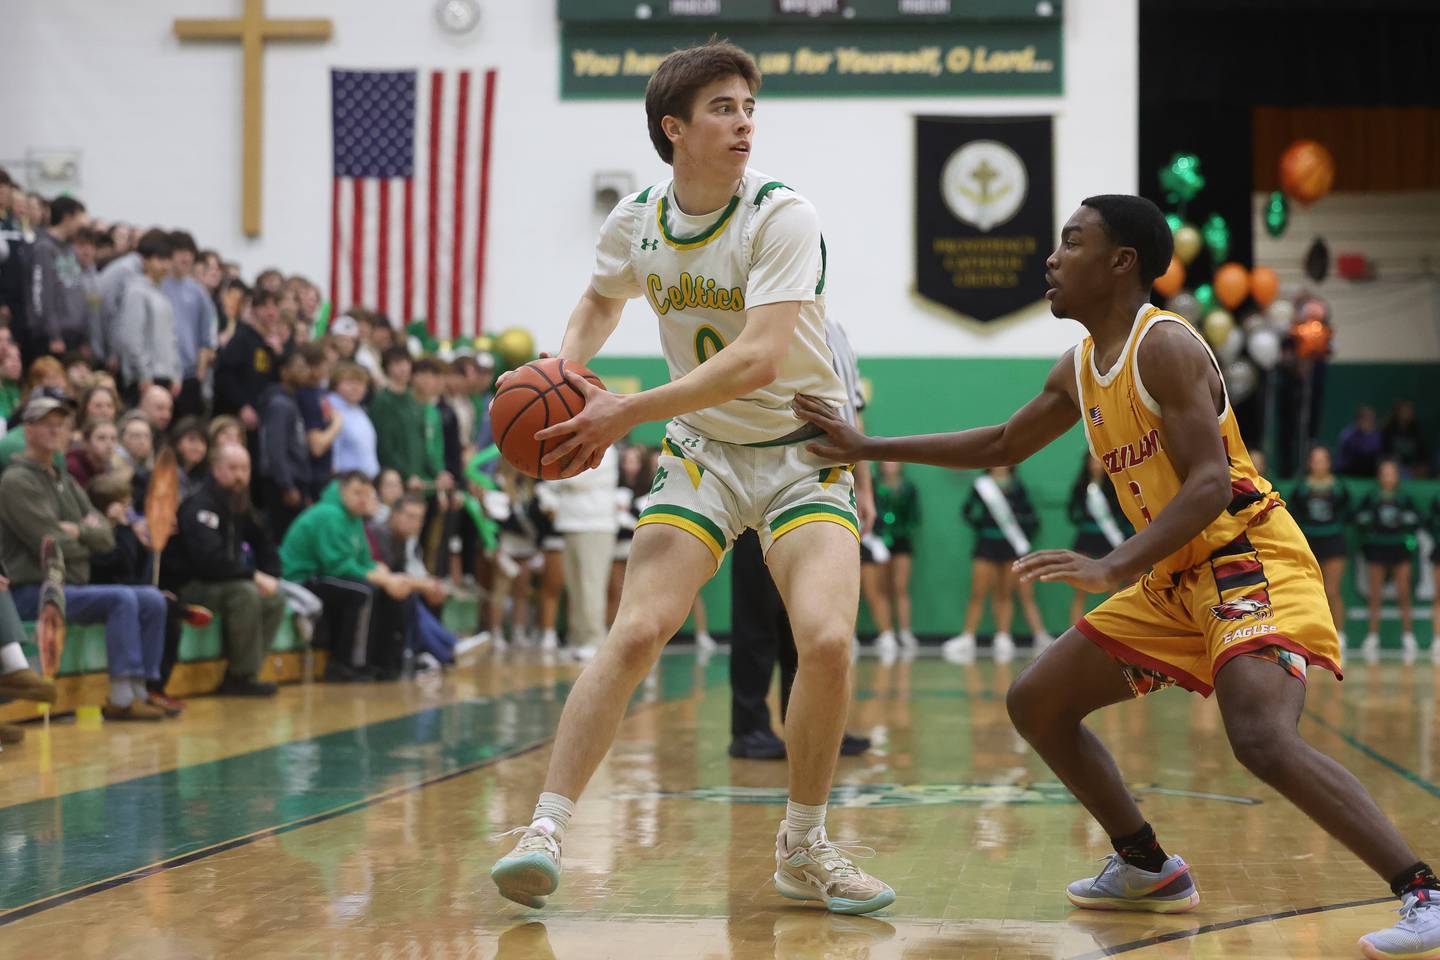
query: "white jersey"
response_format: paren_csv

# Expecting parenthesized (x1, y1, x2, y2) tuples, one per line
(591, 169, 847, 445)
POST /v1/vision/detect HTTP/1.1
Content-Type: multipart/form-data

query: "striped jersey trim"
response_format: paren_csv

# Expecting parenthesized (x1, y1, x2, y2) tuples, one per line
(657, 194, 740, 250)
(637, 503, 727, 561)
(770, 502, 859, 542)
(754, 180, 790, 205)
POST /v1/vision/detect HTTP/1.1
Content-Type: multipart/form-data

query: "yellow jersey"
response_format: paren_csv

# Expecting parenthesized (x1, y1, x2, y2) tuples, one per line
(1074, 304, 1281, 577)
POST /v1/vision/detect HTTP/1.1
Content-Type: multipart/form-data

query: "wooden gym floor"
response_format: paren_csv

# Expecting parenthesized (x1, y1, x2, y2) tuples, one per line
(0, 648, 1436, 959)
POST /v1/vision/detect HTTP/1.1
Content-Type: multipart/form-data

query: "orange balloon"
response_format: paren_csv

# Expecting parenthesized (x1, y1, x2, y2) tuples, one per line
(1280, 140, 1335, 205)
(1214, 262, 1250, 310)
(1251, 266, 1279, 308)
(1153, 256, 1185, 298)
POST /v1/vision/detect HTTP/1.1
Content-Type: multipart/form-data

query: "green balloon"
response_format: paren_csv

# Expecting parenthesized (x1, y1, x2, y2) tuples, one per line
(1159, 153, 1206, 208)
(1264, 190, 1289, 238)
(1165, 213, 1183, 234)
(1202, 213, 1230, 264)
(1195, 283, 1217, 314)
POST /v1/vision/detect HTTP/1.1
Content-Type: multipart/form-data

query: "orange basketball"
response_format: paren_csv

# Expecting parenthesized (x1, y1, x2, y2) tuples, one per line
(489, 357, 605, 480)
(1279, 140, 1335, 205)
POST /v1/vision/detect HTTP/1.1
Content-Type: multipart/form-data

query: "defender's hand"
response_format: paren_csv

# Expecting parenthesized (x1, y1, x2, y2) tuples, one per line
(792, 395, 871, 463)
(1014, 550, 1122, 593)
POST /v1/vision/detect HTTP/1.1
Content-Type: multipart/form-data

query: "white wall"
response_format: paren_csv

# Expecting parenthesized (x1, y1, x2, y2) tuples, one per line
(1252, 190, 1440, 362)
(2, 0, 1137, 357)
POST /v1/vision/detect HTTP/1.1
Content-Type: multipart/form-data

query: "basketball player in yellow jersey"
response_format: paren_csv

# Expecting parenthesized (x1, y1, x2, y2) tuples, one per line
(798, 196, 1439, 957)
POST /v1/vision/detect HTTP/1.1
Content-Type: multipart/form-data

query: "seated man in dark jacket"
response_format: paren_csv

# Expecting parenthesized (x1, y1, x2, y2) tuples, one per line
(165, 443, 282, 695)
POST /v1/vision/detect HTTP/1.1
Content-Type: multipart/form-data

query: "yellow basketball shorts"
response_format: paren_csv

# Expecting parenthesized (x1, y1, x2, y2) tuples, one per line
(1078, 506, 1343, 698)
(634, 419, 859, 569)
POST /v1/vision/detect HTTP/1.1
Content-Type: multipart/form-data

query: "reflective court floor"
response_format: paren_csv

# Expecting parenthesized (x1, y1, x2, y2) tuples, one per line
(1, 649, 1438, 959)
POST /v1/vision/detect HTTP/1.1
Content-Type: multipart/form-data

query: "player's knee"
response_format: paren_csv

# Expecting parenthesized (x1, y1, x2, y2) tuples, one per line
(1006, 670, 1064, 738)
(1227, 725, 1291, 782)
(799, 629, 852, 677)
(609, 614, 671, 671)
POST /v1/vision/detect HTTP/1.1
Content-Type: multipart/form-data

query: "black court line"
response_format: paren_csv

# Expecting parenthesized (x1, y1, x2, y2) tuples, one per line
(0, 736, 556, 928)
(1065, 895, 1392, 959)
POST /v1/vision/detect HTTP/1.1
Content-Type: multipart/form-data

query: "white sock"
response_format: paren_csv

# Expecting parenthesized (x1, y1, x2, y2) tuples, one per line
(131, 678, 150, 701)
(532, 791, 576, 839)
(0, 642, 28, 674)
(785, 800, 827, 848)
(109, 678, 134, 707)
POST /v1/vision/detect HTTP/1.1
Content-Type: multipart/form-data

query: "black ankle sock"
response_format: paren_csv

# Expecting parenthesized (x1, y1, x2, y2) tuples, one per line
(1389, 862, 1440, 898)
(1111, 822, 1169, 873)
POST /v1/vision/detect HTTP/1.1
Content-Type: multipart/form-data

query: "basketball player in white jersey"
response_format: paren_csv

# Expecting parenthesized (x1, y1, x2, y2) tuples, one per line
(488, 41, 894, 915)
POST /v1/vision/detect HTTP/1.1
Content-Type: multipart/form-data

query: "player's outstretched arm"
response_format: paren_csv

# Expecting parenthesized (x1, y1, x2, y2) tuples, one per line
(794, 349, 1081, 469)
(1016, 323, 1233, 592)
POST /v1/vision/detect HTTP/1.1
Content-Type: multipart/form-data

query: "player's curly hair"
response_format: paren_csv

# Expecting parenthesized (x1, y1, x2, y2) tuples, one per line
(1081, 194, 1174, 287)
(645, 39, 761, 165)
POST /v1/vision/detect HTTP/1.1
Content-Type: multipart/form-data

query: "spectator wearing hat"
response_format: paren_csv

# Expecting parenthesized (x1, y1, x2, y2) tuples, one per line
(0, 387, 170, 720)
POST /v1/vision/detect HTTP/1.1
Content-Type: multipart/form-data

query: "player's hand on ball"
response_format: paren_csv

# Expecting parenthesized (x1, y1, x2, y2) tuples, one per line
(792, 394, 870, 462)
(535, 369, 630, 477)
(495, 351, 551, 391)
(1013, 550, 1121, 593)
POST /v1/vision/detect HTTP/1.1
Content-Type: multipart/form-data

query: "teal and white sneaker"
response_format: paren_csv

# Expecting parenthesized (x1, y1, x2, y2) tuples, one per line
(1066, 854, 1200, 913)
(1360, 889, 1440, 959)
(490, 823, 562, 908)
(773, 823, 896, 915)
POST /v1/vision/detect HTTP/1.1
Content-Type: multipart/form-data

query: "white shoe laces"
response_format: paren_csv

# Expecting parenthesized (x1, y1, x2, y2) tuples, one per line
(491, 825, 561, 859)
(805, 835, 877, 881)
(1398, 893, 1439, 927)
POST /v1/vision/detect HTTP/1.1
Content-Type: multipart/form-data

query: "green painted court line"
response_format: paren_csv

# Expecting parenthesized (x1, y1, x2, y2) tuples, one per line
(0, 655, 720, 914)
(1304, 709, 1440, 800)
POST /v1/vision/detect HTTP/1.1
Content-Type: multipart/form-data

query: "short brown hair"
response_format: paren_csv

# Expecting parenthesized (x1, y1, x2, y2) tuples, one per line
(87, 472, 132, 513)
(412, 357, 445, 377)
(645, 40, 761, 165)
(332, 361, 369, 385)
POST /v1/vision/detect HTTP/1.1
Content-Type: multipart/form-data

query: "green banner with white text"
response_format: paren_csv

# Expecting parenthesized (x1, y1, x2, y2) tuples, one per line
(560, 23, 1062, 98)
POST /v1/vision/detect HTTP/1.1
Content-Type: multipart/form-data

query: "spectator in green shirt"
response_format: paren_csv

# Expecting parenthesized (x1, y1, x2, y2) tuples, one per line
(367, 346, 426, 489)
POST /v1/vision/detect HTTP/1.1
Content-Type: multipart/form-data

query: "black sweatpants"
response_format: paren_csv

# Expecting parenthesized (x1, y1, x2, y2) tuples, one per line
(728, 529, 799, 739)
(306, 577, 373, 668)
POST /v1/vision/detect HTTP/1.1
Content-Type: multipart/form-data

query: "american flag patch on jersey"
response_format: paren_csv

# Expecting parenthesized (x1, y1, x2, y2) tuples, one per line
(1089, 406, 1105, 426)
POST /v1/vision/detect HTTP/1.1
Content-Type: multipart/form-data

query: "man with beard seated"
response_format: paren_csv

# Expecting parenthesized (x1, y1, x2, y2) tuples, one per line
(165, 443, 282, 695)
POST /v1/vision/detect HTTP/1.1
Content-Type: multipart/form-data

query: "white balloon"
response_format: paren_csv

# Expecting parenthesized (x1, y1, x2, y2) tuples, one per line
(1248, 327, 1282, 370)
(1224, 359, 1259, 402)
(1243, 311, 1268, 336)
(1217, 326, 1245, 364)
(1168, 291, 1202, 324)
(1267, 299, 1295, 331)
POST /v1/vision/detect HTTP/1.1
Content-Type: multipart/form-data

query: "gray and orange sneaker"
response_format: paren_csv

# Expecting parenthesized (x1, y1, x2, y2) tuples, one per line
(1066, 853, 1200, 913)
(773, 823, 896, 915)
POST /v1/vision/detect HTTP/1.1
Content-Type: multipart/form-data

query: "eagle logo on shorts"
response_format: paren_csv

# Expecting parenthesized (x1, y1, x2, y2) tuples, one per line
(1210, 596, 1272, 622)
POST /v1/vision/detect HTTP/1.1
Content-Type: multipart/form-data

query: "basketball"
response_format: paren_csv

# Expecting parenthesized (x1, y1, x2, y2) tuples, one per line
(489, 357, 605, 480)
(1279, 139, 1336, 205)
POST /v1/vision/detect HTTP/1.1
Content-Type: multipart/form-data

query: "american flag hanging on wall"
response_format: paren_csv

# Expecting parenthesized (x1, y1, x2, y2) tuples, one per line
(330, 68, 497, 340)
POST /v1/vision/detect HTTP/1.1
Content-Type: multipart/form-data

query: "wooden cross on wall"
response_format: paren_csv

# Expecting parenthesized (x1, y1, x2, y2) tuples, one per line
(175, 0, 333, 237)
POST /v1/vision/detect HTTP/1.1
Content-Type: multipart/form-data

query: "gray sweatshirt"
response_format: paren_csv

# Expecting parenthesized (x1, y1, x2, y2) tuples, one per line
(29, 229, 88, 343)
(116, 273, 182, 385)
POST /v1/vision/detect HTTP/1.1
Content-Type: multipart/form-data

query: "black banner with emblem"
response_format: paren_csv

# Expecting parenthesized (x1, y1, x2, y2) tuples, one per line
(915, 115, 1053, 323)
